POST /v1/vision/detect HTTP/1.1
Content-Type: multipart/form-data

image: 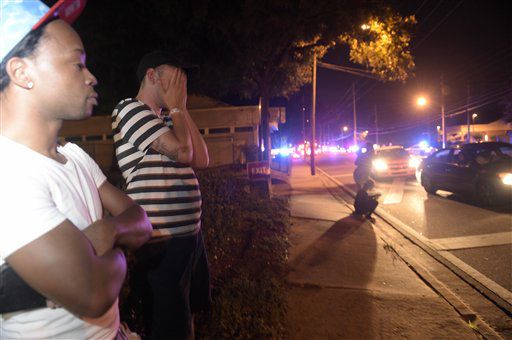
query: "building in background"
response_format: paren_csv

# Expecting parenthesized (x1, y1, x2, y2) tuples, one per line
(59, 95, 286, 173)
(443, 119, 512, 145)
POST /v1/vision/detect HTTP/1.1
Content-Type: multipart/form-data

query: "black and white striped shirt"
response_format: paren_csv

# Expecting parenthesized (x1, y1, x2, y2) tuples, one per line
(112, 98, 201, 237)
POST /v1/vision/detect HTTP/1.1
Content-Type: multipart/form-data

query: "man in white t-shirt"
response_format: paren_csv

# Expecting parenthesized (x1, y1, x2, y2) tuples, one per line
(0, 1, 152, 339)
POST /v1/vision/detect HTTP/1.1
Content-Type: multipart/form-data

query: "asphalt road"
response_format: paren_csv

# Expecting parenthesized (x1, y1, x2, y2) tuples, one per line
(314, 153, 512, 294)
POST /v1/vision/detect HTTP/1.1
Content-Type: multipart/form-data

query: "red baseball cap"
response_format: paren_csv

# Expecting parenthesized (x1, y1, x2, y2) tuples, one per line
(1, 0, 87, 62)
(34, 0, 87, 30)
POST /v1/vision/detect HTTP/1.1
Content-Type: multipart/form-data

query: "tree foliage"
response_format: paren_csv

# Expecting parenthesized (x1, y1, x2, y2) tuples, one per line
(340, 10, 416, 82)
(136, 0, 416, 99)
(77, 0, 416, 157)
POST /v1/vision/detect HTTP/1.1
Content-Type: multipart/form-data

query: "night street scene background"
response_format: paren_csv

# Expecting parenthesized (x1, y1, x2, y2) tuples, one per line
(71, 0, 511, 148)
(17, 0, 511, 338)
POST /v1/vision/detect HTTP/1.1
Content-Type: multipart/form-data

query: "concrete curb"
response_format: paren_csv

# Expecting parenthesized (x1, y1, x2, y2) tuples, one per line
(316, 167, 508, 339)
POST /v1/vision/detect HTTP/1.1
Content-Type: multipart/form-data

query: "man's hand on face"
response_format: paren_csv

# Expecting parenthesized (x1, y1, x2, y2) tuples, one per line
(160, 66, 187, 111)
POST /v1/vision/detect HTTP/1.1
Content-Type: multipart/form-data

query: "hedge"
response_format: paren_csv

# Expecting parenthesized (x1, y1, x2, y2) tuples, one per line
(120, 165, 290, 339)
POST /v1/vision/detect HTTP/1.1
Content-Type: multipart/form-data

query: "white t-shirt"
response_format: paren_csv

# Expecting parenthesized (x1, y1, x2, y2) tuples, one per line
(0, 136, 119, 339)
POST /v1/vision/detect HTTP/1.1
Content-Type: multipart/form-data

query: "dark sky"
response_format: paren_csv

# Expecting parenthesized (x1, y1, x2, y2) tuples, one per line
(281, 0, 511, 147)
(68, 0, 510, 148)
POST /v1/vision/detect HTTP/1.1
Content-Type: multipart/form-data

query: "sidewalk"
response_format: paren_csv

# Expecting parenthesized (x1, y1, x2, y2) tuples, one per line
(283, 161, 480, 339)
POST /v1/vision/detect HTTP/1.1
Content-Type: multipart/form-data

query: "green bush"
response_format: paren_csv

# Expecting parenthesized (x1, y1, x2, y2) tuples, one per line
(119, 165, 290, 339)
(195, 166, 290, 339)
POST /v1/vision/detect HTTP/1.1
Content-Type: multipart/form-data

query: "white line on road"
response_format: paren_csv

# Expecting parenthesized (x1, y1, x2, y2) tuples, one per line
(383, 178, 406, 204)
(431, 232, 512, 251)
(331, 173, 353, 178)
(317, 166, 512, 304)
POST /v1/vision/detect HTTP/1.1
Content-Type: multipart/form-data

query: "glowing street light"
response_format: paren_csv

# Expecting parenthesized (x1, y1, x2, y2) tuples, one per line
(416, 88, 445, 148)
(471, 113, 478, 141)
(361, 24, 370, 30)
(341, 126, 349, 149)
(416, 96, 427, 107)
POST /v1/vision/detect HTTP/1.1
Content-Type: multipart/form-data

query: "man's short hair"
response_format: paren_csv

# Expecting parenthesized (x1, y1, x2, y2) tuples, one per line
(0, 20, 54, 92)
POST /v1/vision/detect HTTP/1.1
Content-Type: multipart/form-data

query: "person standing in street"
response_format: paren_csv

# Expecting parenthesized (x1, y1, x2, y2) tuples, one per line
(112, 50, 211, 339)
(353, 142, 375, 189)
(0, 1, 152, 338)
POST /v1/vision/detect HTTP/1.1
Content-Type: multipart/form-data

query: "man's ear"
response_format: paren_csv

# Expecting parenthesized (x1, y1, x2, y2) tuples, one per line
(5, 57, 33, 90)
(146, 68, 157, 84)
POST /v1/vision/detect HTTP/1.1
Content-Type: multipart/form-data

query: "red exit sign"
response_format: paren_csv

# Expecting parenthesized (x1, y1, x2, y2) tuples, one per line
(247, 161, 270, 180)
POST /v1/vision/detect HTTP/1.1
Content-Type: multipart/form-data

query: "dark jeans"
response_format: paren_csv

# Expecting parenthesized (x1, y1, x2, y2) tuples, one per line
(131, 230, 211, 340)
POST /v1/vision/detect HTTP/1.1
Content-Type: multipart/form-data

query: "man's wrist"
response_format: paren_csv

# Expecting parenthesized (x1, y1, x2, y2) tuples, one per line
(104, 217, 120, 245)
(169, 107, 183, 114)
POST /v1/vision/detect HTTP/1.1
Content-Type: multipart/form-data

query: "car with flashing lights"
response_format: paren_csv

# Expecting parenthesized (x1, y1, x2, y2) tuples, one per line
(405, 143, 437, 160)
(419, 142, 512, 205)
(371, 145, 417, 179)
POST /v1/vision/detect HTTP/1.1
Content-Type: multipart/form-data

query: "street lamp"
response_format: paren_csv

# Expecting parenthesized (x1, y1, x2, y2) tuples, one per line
(471, 113, 478, 142)
(416, 87, 446, 149)
(341, 125, 348, 149)
(416, 96, 427, 107)
(415, 95, 430, 143)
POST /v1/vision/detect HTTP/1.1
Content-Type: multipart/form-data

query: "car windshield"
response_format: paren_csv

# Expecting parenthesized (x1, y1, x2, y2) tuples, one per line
(498, 145, 512, 158)
(470, 144, 512, 165)
(377, 149, 409, 158)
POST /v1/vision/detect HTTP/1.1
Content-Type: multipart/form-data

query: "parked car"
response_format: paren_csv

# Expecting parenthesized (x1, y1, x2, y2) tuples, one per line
(371, 145, 417, 179)
(420, 142, 512, 205)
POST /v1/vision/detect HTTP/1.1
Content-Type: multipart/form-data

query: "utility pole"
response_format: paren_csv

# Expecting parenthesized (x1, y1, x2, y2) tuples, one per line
(301, 95, 305, 143)
(311, 51, 317, 175)
(466, 85, 470, 144)
(319, 123, 324, 145)
(374, 104, 379, 145)
(440, 77, 446, 149)
(352, 82, 357, 147)
(301, 94, 307, 161)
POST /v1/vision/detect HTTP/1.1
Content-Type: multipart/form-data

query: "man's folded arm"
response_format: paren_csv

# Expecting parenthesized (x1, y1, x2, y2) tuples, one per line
(96, 181, 152, 250)
(6, 220, 127, 318)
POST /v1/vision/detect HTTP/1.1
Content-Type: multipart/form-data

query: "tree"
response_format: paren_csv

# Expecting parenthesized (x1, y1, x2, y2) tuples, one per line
(340, 9, 416, 82)
(78, 0, 416, 161)
(145, 0, 416, 161)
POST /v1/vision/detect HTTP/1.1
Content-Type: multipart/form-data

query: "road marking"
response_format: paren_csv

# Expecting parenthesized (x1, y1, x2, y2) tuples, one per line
(431, 232, 512, 250)
(331, 173, 353, 178)
(317, 166, 512, 305)
(382, 178, 406, 204)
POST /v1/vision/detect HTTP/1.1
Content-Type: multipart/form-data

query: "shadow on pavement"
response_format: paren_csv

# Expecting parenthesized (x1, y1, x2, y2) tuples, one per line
(286, 215, 381, 339)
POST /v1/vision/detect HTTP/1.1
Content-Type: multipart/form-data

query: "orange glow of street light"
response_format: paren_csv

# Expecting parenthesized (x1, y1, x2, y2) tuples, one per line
(416, 96, 427, 107)
(361, 24, 370, 30)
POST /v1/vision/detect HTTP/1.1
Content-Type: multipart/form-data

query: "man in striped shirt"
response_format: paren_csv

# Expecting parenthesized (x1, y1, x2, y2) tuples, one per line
(112, 51, 210, 339)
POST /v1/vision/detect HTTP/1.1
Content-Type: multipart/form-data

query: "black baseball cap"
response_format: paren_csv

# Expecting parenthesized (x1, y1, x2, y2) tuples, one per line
(136, 50, 199, 82)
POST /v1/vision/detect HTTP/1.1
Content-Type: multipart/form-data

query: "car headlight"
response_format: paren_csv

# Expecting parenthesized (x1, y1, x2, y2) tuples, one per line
(373, 159, 388, 171)
(409, 157, 421, 168)
(498, 173, 512, 185)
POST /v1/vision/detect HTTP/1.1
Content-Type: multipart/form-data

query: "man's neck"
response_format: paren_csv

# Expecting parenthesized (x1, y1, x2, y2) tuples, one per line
(1, 101, 63, 161)
(136, 89, 161, 115)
